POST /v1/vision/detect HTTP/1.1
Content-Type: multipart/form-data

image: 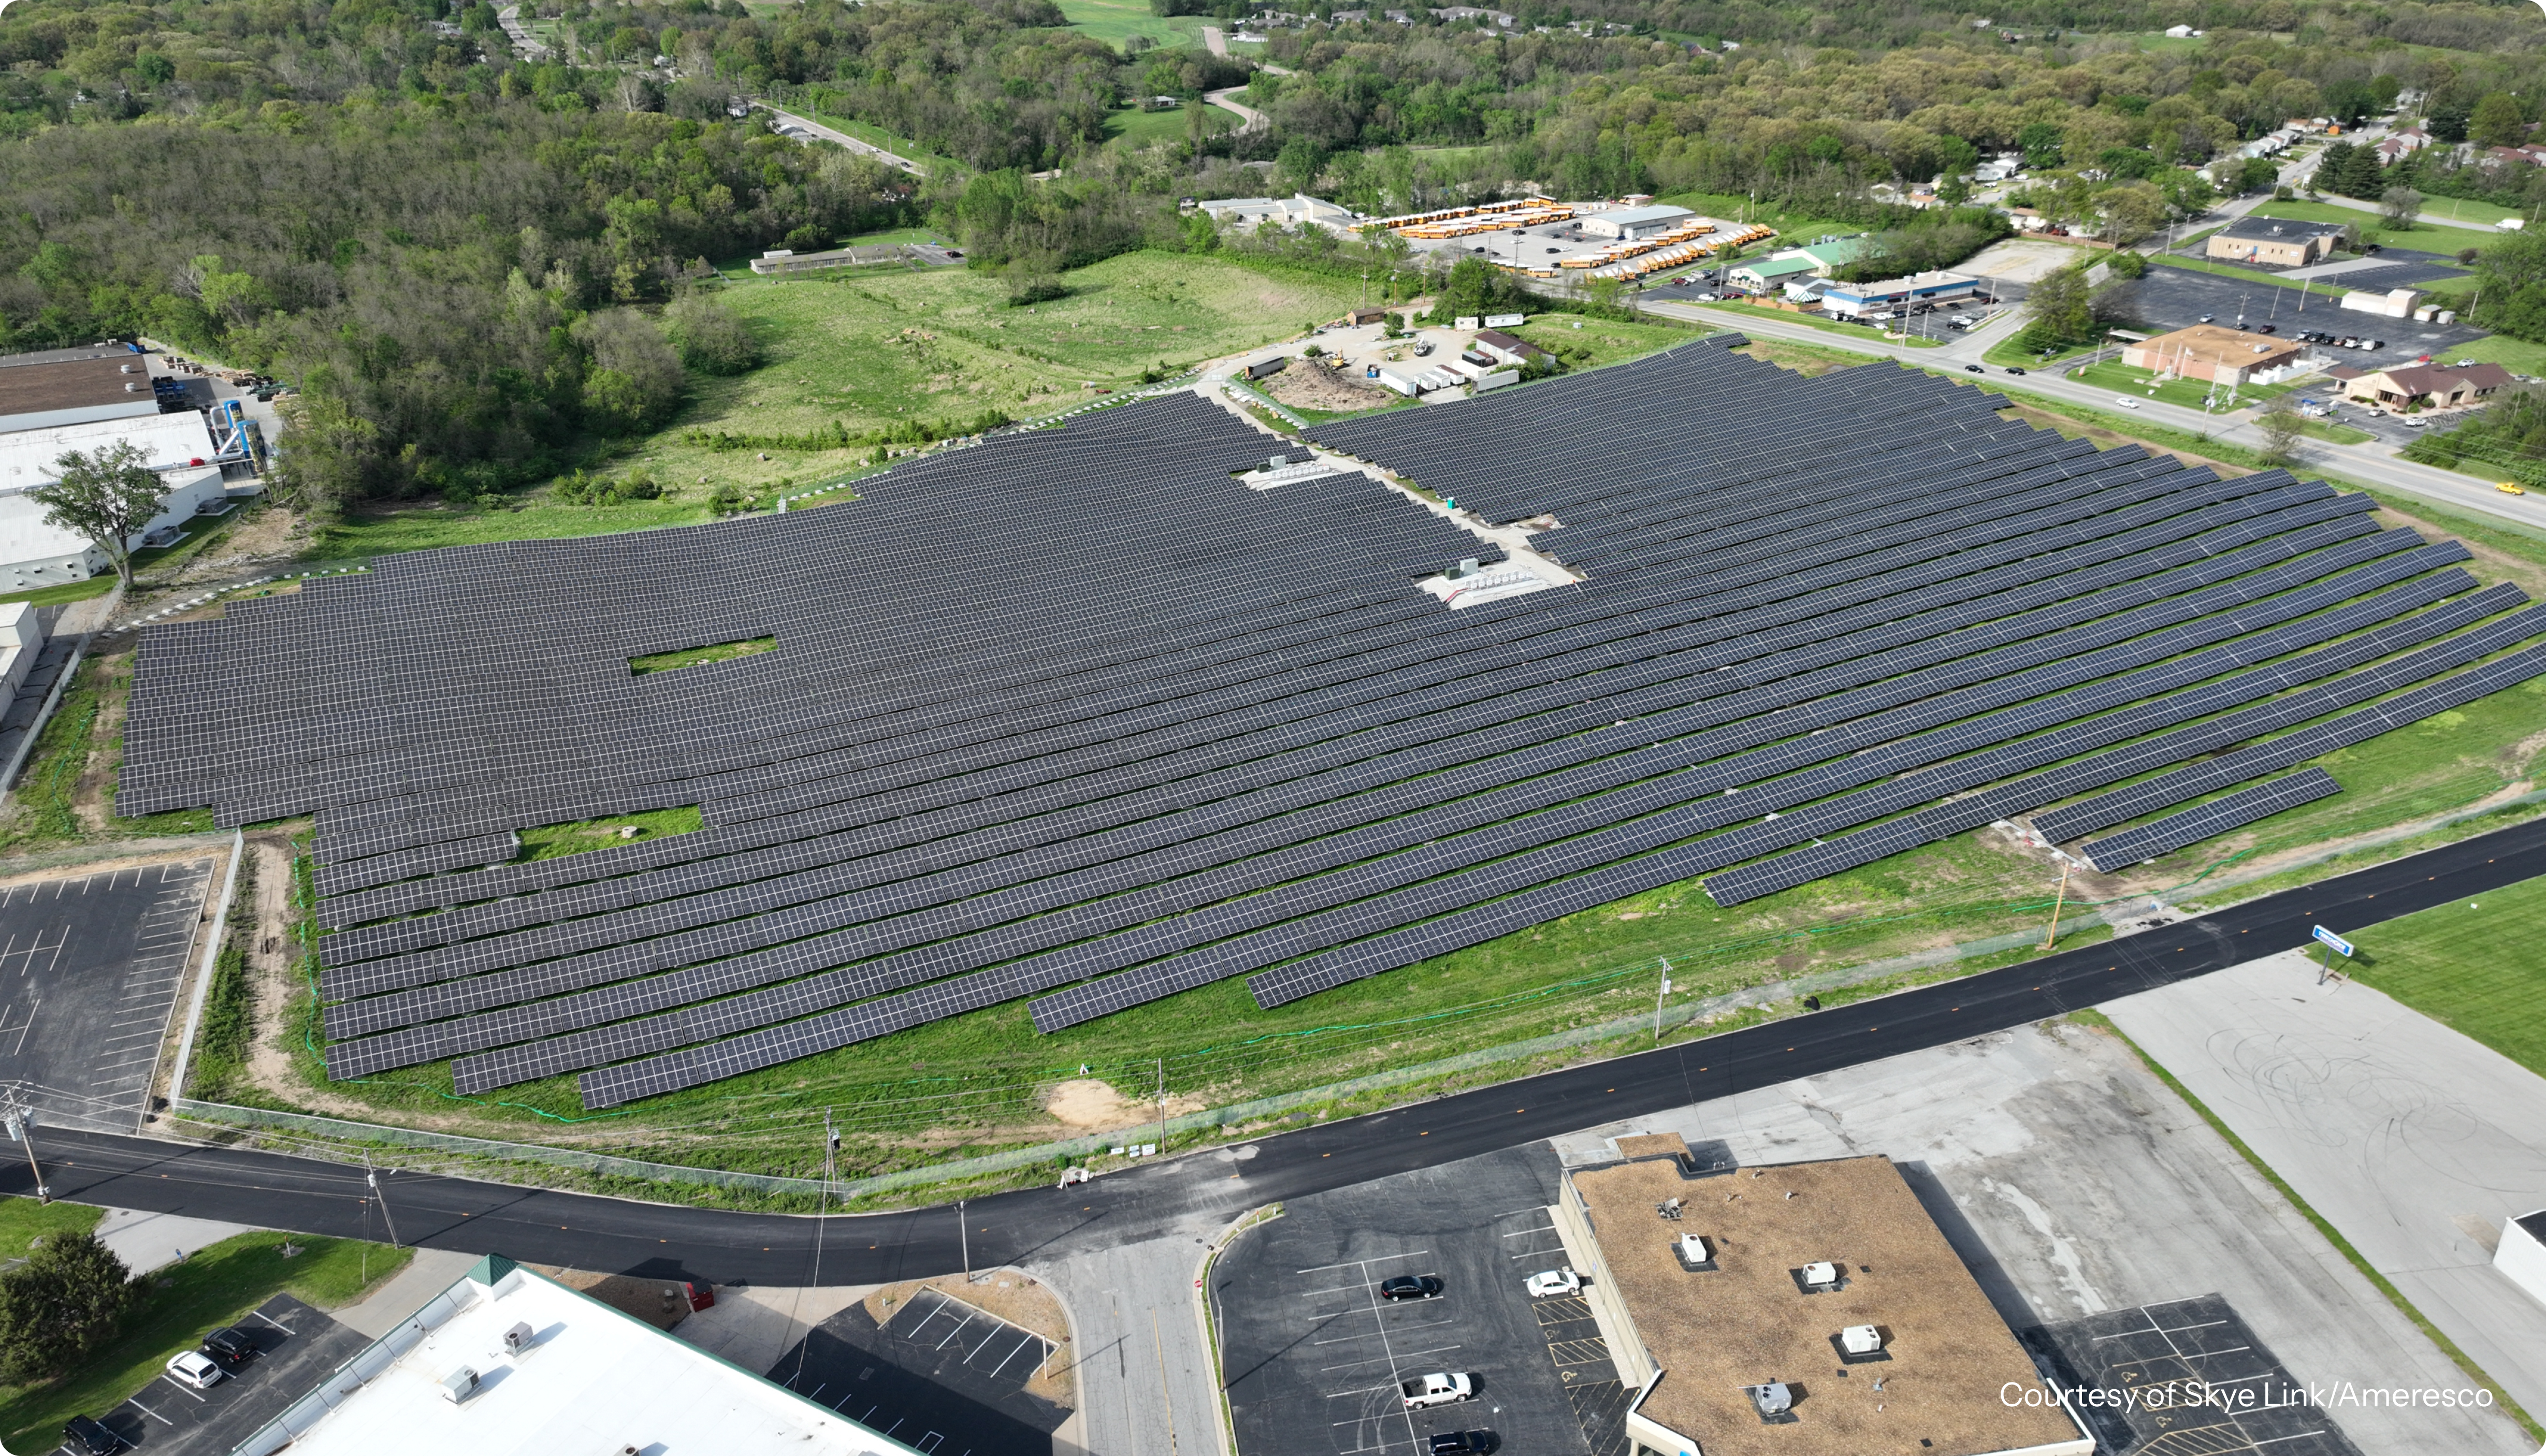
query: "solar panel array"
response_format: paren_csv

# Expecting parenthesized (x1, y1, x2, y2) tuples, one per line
(2078, 770, 2342, 872)
(115, 340, 2546, 1108)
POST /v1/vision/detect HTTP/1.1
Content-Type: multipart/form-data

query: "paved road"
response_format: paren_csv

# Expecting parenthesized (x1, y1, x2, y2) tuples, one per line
(1204, 85, 1267, 136)
(1654, 300, 2543, 531)
(11, 816, 2545, 1287)
(755, 103, 925, 174)
(494, 4, 549, 59)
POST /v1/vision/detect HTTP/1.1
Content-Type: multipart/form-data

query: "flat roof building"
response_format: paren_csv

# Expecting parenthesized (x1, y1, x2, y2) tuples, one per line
(0, 412, 230, 591)
(2206, 216, 2349, 267)
(0, 350, 162, 433)
(1552, 1139, 2091, 1456)
(1819, 270, 1979, 318)
(1728, 255, 1820, 292)
(230, 1254, 923, 1456)
(1197, 193, 1356, 231)
(1580, 203, 1697, 240)
(2121, 324, 2308, 386)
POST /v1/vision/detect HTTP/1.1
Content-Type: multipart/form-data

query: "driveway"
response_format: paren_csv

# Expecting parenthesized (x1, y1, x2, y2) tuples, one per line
(2103, 949, 2546, 1421)
(755, 104, 924, 174)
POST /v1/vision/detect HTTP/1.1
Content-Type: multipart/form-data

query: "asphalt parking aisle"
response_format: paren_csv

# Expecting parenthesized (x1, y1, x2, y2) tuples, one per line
(0, 858, 215, 1131)
(82, 1295, 367, 1454)
(1216, 1146, 1590, 1456)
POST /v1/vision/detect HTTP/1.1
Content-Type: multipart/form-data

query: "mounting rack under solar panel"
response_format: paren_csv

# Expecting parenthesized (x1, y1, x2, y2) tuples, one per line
(2078, 770, 2342, 871)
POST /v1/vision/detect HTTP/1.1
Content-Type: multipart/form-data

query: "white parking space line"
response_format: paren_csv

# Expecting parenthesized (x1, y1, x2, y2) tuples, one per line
(157, 1374, 207, 1401)
(1498, 1223, 1556, 1236)
(250, 1308, 296, 1334)
(123, 1396, 172, 1425)
(1296, 1250, 1426, 1275)
(1318, 1343, 1462, 1373)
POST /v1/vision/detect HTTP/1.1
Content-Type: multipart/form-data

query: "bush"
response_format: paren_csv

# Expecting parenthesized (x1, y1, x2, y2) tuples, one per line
(576, 309, 686, 433)
(1006, 272, 1068, 305)
(2107, 250, 2148, 280)
(704, 481, 751, 515)
(554, 469, 666, 505)
(662, 293, 763, 375)
(0, 1232, 133, 1383)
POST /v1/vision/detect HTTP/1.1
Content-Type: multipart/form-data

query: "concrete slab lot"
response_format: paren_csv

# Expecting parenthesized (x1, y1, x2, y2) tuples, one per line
(1960, 237, 2096, 285)
(0, 858, 213, 1131)
(1554, 1019, 2526, 1453)
(2106, 949, 2546, 1423)
(86, 1294, 368, 1455)
(1215, 1145, 1617, 1456)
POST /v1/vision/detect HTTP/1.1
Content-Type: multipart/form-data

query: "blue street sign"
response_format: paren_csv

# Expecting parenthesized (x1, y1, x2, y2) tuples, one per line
(2311, 925, 2354, 958)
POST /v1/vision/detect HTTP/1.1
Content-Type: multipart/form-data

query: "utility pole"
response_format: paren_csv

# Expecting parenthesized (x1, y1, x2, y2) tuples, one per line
(958, 1198, 971, 1284)
(2041, 858, 2072, 950)
(1155, 1056, 1167, 1155)
(363, 1151, 401, 1248)
(4, 1092, 47, 1204)
(1653, 959, 1673, 1040)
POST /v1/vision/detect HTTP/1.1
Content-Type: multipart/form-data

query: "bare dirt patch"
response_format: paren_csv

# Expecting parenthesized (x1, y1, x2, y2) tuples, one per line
(1263, 362, 1397, 413)
(864, 1270, 1075, 1409)
(1043, 1079, 1142, 1129)
(158, 503, 312, 587)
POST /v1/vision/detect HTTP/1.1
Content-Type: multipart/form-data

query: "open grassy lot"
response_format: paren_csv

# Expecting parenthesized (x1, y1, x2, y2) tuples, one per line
(1511, 314, 1711, 368)
(616, 252, 1361, 496)
(1106, 101, 1231, 149)
(2070, 359, 2303, 412)
(1051, 0, 1216, 48)
(0, 1227, 407, 1456)
(1648, 190, 1857, 245)
(2345, 868, 2546, 1079)
(2427, 332, 2546, 375)
(2150, 253, 2313, 291)
(2257, 199, 2501, 249)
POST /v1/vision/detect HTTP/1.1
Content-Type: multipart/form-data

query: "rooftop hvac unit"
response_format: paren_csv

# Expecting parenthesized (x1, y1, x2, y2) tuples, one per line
(1747, 1381, 1794, 1418)
(440, 1365, 480, 1403)
(1676, 1233, 1713, 1266)
(1840, 1324, 1883, 1356)
(502, 1321, 534, 1356)
(1802, 1261, 1841, 1288)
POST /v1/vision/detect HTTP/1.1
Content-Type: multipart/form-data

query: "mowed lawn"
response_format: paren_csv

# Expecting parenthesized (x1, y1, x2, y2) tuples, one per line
(1050, 0, 1217, 48)
(0, 1225, 407, 1455)
(2349, 869, 2546, 1078)
(633, 252, 1364, 494)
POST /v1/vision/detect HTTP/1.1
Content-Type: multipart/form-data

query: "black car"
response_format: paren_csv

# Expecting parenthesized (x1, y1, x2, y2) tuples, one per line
(1963, 363, 1983, 373)
(1429, 1433, 1497, 1454)
(64, 1416, 122, 1455)
(2256, 323, 2278, 333)
(1379, 1275, 1444, 1300)
(204, 1326, 258, 1363)
(2005, 366, 2027, 375)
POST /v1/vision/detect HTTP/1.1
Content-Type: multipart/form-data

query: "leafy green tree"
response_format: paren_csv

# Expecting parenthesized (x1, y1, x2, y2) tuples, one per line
(31, 442, 167, 590)
(662, 294, 762, 375)
(2017, 122, 2064, 169)
(2469, 230, 2546, 343)
(2380, 186, 2424, 230)
(2471, 93, 2529, 151)
(2238, 157, 2280, 195)
(0, 1232, 133, 1383)
(576, 310, 685, 434)
(2017, 264, 2094, 352)
(2256, 396, 2304, 467)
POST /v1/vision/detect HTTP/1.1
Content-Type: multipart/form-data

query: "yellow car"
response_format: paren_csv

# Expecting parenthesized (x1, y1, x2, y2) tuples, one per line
(2502, 482, 2529, 496)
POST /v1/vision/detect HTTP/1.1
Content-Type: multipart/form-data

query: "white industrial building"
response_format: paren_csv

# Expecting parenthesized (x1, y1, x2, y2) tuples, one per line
(233, 1254, 925, 1456)
(0, 412, 230, 592)
(1195, 194, 1357, 231)
(1575, 203, 1695, 240)
(2497, 1210, 2546, 1308)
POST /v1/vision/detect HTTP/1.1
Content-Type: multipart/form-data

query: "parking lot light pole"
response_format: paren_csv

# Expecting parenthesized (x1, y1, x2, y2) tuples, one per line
(5, 1098, 48, 1204)
(364, 1152, 401, 1249)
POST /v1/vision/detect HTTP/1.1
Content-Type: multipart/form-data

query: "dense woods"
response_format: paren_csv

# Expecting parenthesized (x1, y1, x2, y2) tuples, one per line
(2, 0, 2544, 508)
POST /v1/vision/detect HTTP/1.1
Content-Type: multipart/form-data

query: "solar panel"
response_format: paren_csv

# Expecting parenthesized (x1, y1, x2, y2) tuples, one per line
(2078, 770, 2342, 871)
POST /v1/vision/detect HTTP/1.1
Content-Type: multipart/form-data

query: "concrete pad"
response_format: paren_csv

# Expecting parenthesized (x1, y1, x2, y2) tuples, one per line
(1549, 1020, 2528, 1454)
(1960, 237, 2100, 284)
(96, 1206, 257, 1274)
(674, 1281, 871, 1377)
(2104, 949, 2546, 1421)
(328, 1245, 476, 1338)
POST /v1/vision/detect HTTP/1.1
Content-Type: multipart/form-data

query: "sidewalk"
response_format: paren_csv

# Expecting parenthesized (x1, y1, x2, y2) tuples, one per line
(2103, 949, 2546, 1418)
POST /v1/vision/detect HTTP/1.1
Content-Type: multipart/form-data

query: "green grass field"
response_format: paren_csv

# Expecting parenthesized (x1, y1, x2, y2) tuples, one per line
(2150, 253, 2312, 292)
(2429, 333, 2546, 374)
(1105, 102, 1232, 149)
(611, 252, 1362, 496)
(2070, 359, 2303, 412)
(1512, 315, 1712, 368)
(2257, 199, 2500, 249)
(2347, 868, 2546, 1078)
(1051, 0, 1216, 47)
(0, 1226, 407, 1455)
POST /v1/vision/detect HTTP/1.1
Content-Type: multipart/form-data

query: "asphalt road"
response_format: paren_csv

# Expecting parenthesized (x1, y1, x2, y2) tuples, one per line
(9, 814, 2542, 1287)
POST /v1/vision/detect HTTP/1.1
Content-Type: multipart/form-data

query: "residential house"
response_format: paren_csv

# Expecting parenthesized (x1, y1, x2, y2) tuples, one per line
(2330, 360, 2512, 410)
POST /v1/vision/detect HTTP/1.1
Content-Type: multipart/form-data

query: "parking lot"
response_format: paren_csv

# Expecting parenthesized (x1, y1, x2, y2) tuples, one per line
(1214, 1144, 1622, 1456)
(76, 1294, 367, 1455)
(2111, 261, 2487, 356)
(0, 858, 215, 1131)
(771, 1286, 1068, 1456)
(2029, 1294, 2364, 1456)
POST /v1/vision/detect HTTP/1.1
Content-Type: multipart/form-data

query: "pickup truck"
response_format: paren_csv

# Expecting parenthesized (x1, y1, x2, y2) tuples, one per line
(1401, 1372, 1475, 1409)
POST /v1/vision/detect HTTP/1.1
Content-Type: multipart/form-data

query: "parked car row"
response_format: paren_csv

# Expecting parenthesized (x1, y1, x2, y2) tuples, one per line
(63, 1326, 262, 1452)
(2294, 329, 2384, 350)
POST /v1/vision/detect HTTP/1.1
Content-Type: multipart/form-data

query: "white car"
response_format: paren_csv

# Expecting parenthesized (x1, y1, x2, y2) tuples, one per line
(1401, 1372, 1475, 1409)
(2113, 398, 2143, 410)
(1524, 1268, 1582, 1298)
(166, 1349, 226, 1390)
